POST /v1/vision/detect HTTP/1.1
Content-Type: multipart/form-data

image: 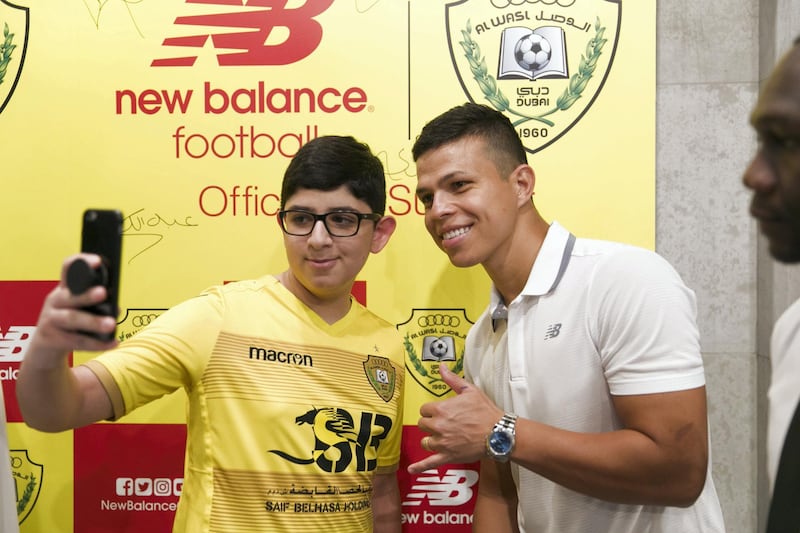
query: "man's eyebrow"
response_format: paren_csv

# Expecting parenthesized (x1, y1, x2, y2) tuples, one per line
(415, 172, 462, 196)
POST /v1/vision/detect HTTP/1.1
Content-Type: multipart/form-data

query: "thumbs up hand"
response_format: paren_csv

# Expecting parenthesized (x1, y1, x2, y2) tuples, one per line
(407, 364, 504, 474)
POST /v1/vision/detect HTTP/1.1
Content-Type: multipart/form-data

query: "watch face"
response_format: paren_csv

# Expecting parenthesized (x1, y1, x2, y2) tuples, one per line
(489, 430, 513, 454)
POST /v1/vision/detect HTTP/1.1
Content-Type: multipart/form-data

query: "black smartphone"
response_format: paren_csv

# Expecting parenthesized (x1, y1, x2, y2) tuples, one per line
(67, 209, 123, 341)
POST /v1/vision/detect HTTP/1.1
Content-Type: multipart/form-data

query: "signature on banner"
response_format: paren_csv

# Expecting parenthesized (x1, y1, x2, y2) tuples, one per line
(122, 208, 199, 262)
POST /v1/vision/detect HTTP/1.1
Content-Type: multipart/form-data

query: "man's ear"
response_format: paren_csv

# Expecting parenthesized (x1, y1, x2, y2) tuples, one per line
(370, 215, 397, 253)
(511, 164, 536, 207)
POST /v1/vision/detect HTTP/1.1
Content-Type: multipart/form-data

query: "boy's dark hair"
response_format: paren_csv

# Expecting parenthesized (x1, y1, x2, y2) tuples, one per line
(412, 103, 528, 176)
(281, 136, 386, 214)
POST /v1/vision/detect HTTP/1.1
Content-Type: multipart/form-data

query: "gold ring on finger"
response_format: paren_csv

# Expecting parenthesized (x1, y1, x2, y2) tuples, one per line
(421, 436, 433, 452)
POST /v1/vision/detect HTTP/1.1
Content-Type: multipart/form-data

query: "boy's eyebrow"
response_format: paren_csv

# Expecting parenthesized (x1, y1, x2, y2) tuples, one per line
(283, 204, 364, 212)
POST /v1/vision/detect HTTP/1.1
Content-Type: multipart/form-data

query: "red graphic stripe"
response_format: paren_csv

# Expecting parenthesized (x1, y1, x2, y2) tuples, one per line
(151, 57, 198, 67)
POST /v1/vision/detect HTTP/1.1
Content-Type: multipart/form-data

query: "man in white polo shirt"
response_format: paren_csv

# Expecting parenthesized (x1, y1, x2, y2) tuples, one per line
(408, 102, 725, 532)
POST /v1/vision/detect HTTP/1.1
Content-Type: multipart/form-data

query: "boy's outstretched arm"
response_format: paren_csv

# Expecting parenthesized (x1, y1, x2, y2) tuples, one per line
(17, 254, 115, 432)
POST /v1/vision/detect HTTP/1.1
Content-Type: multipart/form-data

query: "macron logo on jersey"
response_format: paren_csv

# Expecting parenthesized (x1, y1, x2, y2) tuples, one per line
(153, 0, 335, 67)
(0, 326, 36, 362)
(402, 468, 479, 507)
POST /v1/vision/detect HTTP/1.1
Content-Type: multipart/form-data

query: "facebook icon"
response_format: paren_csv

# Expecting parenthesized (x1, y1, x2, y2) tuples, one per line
(115, 478, 134, 496)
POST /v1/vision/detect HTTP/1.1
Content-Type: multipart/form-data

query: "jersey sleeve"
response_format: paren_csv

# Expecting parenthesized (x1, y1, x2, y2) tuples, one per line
(83, 287, 226, 418)
(375, 328, 406, 474)
(587, 247, 706, 396)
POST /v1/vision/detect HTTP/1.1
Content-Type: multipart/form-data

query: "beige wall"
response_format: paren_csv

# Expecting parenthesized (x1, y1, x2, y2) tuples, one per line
(656, 1, 800, 531)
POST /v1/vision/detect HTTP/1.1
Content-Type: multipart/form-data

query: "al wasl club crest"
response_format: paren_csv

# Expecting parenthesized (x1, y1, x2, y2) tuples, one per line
(10, 449, 43, 524)
(446, 0, 621, 153)
(0, 0, 28, 113)
(363, 355, 397, 402)
(397, 309, 473, 397)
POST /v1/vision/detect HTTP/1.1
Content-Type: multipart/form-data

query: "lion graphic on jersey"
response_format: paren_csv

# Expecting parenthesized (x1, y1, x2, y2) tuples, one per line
(269, 407, 374, 472)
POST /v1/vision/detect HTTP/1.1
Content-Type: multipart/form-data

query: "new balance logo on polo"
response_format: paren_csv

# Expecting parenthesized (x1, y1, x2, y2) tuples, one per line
(544, 323, 562, 340)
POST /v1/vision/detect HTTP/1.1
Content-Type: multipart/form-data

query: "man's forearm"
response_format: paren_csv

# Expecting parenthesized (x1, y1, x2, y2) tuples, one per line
(510, 415, 707, 506)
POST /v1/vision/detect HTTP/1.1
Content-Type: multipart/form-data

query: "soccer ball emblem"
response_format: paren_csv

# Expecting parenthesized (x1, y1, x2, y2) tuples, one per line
(514, 33, 552, 71)
(428, 338, 450, 359)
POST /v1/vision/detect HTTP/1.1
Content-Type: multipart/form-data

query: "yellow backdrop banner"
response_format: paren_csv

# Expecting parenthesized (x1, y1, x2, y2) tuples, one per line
(0, 0, 654, 531)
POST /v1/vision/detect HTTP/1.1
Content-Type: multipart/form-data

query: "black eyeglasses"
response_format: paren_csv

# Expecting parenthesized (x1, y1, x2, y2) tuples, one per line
(278, 210, 382, 237)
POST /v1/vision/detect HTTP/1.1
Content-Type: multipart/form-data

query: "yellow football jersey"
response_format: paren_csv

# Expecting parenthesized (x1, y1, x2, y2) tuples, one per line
(86, 276, 405, 532)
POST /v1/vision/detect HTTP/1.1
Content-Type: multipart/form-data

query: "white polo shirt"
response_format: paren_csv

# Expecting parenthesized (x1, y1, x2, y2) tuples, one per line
(767, 297, 800, 493)
(466, 221, 724, 533)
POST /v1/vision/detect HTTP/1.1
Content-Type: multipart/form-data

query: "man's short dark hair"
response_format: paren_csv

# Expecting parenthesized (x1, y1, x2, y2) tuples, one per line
(412, 102, 528, 176)
(280, 136, 387, 214)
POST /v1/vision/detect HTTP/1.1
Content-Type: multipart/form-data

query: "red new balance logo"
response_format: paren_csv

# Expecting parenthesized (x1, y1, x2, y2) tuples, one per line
(402, 468, 479, 507)
(152, 0, 335, 67)
(0, 326, 36, 362)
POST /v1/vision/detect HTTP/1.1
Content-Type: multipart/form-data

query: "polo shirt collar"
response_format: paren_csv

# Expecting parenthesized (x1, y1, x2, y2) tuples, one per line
(490, 221, 575, 325)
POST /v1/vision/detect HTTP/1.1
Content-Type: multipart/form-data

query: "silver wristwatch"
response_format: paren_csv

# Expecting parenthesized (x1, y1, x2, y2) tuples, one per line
(486, 413, 517, 462)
